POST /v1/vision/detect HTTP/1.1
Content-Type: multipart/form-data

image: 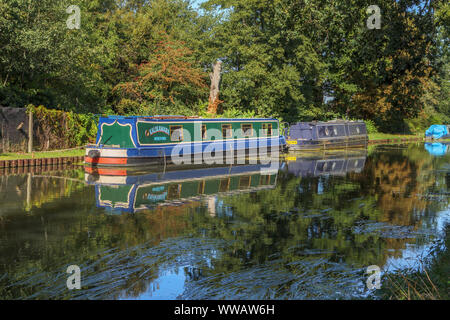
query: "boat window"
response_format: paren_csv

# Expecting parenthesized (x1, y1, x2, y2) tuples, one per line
(317, 126, 328, 138)
(359, 124, 367, 134)
(332, 125, 346, 136)
(222, 124, 232, 138)
(242, 124, 253, 137)
(294, 128, 312, 140)
(168, 184, 182, 199)
(202, 125, 207, 139)
(349, 124, 366, 135)
(260, 175, 271, 186)
(170, 125, 183, 142)
(318, 125, 347, 137)
(262, 123, 273, 136)
(239, 176, 251, 189)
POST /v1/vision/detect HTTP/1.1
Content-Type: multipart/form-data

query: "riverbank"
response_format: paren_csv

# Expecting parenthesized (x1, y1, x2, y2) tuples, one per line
(377, 225, 449, 300)
(369, 133, 422, 140)
(0, 148, 84, 161)
(370, 133, 450, 142)
(368, 134, 450, 146)
(0, 148, 85, 169)
(1, 134, 448, 163)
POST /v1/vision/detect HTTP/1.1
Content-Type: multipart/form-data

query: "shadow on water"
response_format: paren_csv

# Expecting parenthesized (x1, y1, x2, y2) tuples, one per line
(0, 144, 448, 299)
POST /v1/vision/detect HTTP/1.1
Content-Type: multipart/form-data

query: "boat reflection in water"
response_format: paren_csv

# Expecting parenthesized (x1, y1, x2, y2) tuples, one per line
(85, 150, 368, 213)
(85, 161, 281, 213)
(424, 142, 449, 157)
(284, 150, 367, 177)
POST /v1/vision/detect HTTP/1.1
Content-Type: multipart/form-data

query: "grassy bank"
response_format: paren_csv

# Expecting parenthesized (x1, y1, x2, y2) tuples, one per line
(0, 148, 84, 161)
(368, 133, 422, 140)
(368, 133, 450, 142)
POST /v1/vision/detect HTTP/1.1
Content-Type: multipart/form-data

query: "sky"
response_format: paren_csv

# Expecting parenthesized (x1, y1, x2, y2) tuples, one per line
(191, 0, 207, 10)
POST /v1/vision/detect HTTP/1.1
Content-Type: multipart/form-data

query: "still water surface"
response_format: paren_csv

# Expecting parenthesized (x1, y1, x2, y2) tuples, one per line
(0, 143, 449, 299)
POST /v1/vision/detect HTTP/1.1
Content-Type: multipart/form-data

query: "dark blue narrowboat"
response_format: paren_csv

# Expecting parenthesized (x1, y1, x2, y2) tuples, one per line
(284, 120, 368, 150)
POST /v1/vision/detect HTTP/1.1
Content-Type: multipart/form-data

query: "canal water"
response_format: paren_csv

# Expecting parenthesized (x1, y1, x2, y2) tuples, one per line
(0, 143, 448, 299)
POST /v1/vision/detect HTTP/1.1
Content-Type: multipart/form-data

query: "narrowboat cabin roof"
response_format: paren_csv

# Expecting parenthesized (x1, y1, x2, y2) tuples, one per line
(98, 115, 279, 122)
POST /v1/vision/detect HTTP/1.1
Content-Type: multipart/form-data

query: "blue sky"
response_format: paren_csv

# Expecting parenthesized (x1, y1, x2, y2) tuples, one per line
(191, 0, 207, 10)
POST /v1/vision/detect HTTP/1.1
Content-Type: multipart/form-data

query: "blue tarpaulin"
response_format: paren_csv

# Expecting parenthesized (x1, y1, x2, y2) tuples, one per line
(425, 125, 449, 139)
(425, 142, 449, 157)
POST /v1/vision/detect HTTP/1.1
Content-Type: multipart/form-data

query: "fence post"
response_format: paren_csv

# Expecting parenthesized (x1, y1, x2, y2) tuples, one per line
(28, 110, 33, 153)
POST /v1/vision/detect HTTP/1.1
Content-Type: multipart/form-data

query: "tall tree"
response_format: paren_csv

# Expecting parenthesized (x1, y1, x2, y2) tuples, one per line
(113, 34, 208, 114)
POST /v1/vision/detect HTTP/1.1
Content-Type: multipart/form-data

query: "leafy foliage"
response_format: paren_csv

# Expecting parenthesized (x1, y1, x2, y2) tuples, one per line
(27, 105, 97, 150)
(0, 0, 447, 133)
(113, 33, 208, 114)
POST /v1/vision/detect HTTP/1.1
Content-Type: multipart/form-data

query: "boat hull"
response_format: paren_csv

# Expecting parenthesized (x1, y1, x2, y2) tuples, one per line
(85, 136, 286, 167)
(287, 137, 368, 151)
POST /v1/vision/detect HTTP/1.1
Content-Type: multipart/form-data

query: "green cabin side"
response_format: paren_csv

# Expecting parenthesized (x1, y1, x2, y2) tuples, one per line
(136, 120, 280, 146)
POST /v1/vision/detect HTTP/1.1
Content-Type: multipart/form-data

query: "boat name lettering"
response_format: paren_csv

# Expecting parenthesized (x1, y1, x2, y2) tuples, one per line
(147, 192, 168, 202)
(147, 126, 170, 136)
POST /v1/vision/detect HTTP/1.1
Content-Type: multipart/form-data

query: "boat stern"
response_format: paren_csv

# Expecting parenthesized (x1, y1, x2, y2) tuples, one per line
(85, 146, 129, 166)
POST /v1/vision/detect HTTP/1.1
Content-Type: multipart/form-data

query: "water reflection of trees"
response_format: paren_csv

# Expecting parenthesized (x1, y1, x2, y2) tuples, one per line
(0, 145, 448, 299)
(182, 145, 449, 297)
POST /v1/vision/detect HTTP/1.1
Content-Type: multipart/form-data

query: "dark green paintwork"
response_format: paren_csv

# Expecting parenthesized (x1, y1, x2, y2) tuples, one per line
(136, 120, 279, 145)
(99, 121, 135, 148)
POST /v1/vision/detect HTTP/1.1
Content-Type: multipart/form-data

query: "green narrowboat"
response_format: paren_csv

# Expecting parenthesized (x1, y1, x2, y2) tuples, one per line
(85, 115, 286, 166)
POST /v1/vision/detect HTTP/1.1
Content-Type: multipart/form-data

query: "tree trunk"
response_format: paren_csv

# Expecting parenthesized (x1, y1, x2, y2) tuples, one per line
(207, 60, 222, 115)
(27, 111, 33, 153)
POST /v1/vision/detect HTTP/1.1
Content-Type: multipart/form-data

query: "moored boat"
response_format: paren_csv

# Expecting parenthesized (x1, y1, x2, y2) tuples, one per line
(85, 115, 286, 166)
(284, 120, 368, 150)
(425, 125, 450, 140)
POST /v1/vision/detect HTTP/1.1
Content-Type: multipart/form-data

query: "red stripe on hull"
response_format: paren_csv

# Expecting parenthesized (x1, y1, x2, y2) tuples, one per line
(85, 156, 128, 165)
(84, 166, 128, 176)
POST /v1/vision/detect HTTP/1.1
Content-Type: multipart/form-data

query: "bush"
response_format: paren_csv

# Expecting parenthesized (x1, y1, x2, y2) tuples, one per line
(364, 119, 379, 134)
(405, 105, 448, 135)
(27, 105, 97, 150)
(220, 107, 257, 119)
